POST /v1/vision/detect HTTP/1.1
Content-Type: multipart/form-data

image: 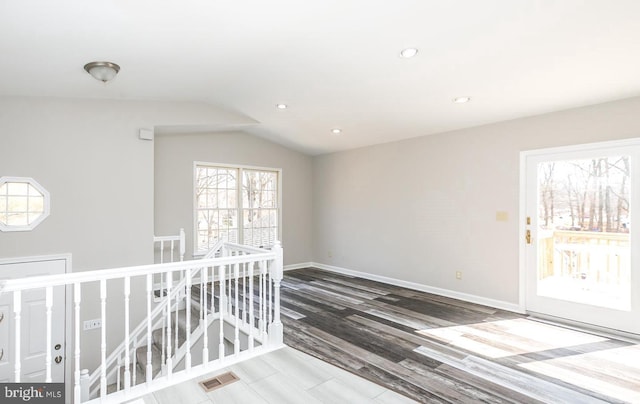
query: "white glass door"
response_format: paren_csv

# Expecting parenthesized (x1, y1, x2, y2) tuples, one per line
(523, 139, 640, 335)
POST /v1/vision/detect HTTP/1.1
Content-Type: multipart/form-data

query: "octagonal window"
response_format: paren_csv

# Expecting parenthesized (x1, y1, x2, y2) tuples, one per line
(0, 177, 50, 232)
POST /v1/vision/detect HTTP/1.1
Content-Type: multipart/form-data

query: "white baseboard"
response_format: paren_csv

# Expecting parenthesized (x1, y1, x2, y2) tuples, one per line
(283, 262, 313, 271)
(310, 262, 524, 314)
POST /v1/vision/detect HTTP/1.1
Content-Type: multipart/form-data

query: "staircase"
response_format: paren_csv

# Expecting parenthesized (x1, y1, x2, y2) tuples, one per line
(81, 240, 283, 403)
(111, 282, 249, 392)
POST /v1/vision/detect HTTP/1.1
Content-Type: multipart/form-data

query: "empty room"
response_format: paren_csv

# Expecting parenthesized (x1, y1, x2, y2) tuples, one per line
(0, 1, 639, 403)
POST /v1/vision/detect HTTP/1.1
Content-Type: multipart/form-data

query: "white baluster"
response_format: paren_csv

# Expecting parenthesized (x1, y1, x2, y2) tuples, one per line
(202, 266, 209, 367)
(227, 262, 232, 316)
(116, 356, 122, 391)
(248, 263, 255, 351)
(73, 283, 81, 404)
(234, 263, 240, 355)
(13, 291, 21, 382)
(45, 286, 52, 383)
(100, 279, 107, 397)
(259, 261, 266, 340)
(219, 264, 225, 361)
(170, 240, 175, 263)
(199, 269, 204, 328)
(165, 271, 173, 378)
(161, 301, 166, 375)
(185, 268, 192, 372)
(269, 241, 284, 345)
(160, 240, 165, 264)
(146, 274, 153, 384)
(132, 339, 137, 387)
(124, 276, 131, 390)
(179, 228, 186, 261)
(268, 269, 273, 327)
(242, 263, 247, 324)
(174, 289, 179, 356)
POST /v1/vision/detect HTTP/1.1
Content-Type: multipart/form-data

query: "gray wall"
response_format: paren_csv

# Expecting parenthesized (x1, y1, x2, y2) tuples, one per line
(154, 132, 313, 266)
(312, 96, 640, 305)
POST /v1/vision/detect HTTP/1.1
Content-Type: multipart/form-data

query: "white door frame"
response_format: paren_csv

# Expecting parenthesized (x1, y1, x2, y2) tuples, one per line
(519, 137, 640, 333)
(0, 254, 72, 398)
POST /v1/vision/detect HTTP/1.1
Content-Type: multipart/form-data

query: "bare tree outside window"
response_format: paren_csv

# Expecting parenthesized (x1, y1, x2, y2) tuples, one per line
(195, 164, 279, 253)
(538, 156, 629, 233)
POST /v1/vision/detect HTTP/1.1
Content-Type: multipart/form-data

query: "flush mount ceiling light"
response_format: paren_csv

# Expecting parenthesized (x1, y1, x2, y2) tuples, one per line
(83, 61, 120, 83)
(331, 128, 342, 135)
(453, 96, 471, 104)
(276, 104, 288, 109)
(400, 48, 418, 58)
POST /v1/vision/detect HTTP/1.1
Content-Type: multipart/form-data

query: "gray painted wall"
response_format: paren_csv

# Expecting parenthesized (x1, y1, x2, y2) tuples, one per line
(154, 132, 313, 265)
(312, 96, 640, 305)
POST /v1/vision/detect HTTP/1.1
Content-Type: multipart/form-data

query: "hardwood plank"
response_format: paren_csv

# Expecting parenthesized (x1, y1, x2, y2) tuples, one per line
(277, 268, 640, 403)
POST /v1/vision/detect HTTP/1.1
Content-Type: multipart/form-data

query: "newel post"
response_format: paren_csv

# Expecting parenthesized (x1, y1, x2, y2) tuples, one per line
(268, 241, 284, 346)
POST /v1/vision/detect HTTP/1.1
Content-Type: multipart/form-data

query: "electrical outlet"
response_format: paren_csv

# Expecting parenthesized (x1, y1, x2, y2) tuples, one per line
(83, 318, 102, 331)
(455, 271, 462, 280)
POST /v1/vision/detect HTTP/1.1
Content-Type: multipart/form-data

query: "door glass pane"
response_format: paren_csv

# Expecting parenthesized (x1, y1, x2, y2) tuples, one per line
(536, 156, 631, 310)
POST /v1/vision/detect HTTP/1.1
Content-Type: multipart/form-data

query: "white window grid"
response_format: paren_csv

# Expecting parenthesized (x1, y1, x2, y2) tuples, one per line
(194, 163, 281, 254)
(0, 176, 50, 232)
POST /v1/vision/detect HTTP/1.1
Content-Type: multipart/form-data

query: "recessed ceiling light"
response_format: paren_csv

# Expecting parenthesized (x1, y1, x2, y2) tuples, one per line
(331, 128, 342, 135)
(276, 103, 288, 109)
(453, 96, 471, 104)
(400, 48, 418, 58)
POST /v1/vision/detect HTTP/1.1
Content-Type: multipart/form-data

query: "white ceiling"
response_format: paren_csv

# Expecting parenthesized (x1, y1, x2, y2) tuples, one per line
(2, 1, 640, 155)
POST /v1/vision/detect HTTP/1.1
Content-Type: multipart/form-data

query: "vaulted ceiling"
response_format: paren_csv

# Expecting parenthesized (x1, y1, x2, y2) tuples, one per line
(2, 1, 639, 155)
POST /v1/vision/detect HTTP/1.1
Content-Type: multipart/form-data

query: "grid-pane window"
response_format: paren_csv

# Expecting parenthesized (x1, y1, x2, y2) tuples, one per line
(0, 177, 50, 232)
(195, 164, 279, 253)
(195, 167, 239, 251)
(243, 170, 278, 248)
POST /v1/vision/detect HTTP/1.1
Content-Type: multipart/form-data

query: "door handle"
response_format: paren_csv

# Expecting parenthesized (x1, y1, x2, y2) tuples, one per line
(54, 356, 62, 364)
(526, 230, 531, 244)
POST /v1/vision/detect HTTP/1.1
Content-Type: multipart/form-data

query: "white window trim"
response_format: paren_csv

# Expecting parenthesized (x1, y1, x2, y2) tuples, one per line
(193, 161, 283, 256)
(0, 176, 51, 232)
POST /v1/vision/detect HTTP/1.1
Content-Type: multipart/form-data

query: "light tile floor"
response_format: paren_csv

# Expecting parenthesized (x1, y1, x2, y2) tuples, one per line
(131, 347, 417, 404)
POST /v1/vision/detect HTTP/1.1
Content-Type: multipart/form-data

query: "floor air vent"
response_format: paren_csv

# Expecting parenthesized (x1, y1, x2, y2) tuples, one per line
(199, 371, 240, 392)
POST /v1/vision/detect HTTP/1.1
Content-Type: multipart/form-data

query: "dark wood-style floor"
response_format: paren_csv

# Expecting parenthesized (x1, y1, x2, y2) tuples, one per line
(281, 268, 640, 403)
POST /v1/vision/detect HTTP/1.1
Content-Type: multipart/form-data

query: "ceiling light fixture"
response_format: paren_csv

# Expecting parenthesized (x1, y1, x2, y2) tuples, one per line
(400, 48, 418, 58)
(453, 96, 471, 104)
(84, 61, 120, 83)
(276, 104, 288, 109)
(331, 128, 342, 135)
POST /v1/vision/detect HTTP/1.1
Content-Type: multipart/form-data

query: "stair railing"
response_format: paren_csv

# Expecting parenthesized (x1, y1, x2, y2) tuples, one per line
(0, 240, 283, 404)
(88, 238, 225, 397)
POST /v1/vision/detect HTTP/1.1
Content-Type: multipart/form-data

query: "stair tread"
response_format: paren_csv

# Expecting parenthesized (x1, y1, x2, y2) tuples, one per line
(135, 343, 162, 379)
(116, 362, 146, 390)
